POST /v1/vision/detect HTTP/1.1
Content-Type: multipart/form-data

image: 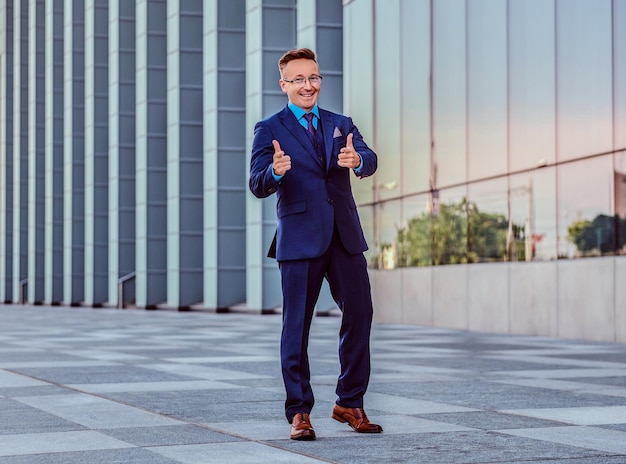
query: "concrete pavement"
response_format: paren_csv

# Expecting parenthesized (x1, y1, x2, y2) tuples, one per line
(1, 304, 626, 463)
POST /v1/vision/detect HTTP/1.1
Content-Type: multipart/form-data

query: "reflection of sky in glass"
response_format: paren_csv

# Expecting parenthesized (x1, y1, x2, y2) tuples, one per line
(433, 0, 466, 187)
(617, 0, 626, 149)
(438, 186, 468, 208)
(402, 195, 430, 228)
(378, 199, 401, 247)
(557, 0, 613, 160)
(509, 0, 556, 171)
(374, 0, 402, 203)
(468, 179, 508, 217)
(467, 0, 507, 181)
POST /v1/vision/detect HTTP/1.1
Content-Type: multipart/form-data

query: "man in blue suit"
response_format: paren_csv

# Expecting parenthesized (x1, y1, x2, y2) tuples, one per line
(249, 48, 382, 440)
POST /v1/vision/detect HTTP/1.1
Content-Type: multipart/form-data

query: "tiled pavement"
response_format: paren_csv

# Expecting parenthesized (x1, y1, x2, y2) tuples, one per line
(1, 305, 626, 463)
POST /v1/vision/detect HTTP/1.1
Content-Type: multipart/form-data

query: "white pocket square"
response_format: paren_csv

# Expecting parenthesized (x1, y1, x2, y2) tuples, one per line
(333, 127, 342, 138)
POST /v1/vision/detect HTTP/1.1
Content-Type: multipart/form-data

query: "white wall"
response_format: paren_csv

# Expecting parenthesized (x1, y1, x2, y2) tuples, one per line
(371, 256, 626, 343)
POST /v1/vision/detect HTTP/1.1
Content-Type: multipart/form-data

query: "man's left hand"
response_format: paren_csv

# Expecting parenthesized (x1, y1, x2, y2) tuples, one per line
(338, 133, 361, 169)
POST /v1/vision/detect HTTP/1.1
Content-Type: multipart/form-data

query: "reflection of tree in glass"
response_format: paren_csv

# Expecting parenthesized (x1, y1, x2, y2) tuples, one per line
(391, 198, 522, 268)
(467, 202, 509, 263)
(566, 215, 626, 257)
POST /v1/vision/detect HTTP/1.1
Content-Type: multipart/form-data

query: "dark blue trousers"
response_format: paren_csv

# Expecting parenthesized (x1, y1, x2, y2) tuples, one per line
(279, 227, 373, 422)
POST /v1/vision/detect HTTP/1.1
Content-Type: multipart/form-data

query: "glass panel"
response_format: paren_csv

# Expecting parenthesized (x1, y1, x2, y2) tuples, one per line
(431, 186, 468, 265)
(262, 8, 295, 48)
(400, 0, 431, 195)
(432, 0, 466, 188)
(616, 152, 626, 254)
(556, 0, 613, 161)
(372, 199, 401, 270)
(317, 0, 342, 23)
(343, 0, 374, 204)
(616, 0, 626, 150)
(467, 178, 508, 262)
(557, 155, 614, 258)
(360, 204, 376, 268)
(374, 0, 401, 202)
(509, 168, 557, 261)
(467, 0, 507, 180)
(396, 194, 432, 267)
(508, 0, 556, 171)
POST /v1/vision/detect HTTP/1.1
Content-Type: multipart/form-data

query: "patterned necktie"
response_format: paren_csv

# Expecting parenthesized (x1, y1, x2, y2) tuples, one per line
(304, 113, 316, 136)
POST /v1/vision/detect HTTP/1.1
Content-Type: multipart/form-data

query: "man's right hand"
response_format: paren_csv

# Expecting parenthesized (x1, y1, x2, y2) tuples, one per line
(272, 140, 291, 176)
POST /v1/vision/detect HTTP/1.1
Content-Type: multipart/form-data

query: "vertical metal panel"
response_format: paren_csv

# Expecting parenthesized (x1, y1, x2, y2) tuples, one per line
(108, 0, 136, 306)
(13, 0, 28, 302)
(84, 0, 108, 305)
(204, 0, 247, 310)
(27, 0, 45, 303)
(0, 0, 15, 303)
(44, 0, 64, 304)
(135, 0, 167, 308)
(63, 0, 85, 304)
(245, 0, 296, 312)
(166, 0, 204, 309)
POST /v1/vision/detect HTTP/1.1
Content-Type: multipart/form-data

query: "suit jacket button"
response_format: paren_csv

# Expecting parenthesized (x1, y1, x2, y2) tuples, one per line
(327, 198, 333, 204)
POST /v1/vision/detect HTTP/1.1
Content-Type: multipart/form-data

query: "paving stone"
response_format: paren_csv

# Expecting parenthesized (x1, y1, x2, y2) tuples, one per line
(415, 410, 568, 430)
(1, 304, 626, 463)
(15, 394, 182, 429)
(368, 379, 626, 409)
(270, 430, 606, 464)
(148, 442, 327, 464)
(500, 426, 626, 455)
(102, 425, 242, 446)
(0, 398, 85, 435)
(0, 431, 133, 456)
(0, 448, 181, 464)
(568, 376, 626, 387)
(102, 390, 284, 423)
(0, 385, 75, 397)
(9, 365, 198, 384)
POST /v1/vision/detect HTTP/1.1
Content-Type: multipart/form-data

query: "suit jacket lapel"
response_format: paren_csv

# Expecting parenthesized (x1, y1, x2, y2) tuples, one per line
(319, 109, 335, 171)
(279, 107, 324, 169)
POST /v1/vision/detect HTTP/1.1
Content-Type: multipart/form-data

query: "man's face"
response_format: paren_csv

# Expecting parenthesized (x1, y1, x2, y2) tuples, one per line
(280, 58, 321, 112)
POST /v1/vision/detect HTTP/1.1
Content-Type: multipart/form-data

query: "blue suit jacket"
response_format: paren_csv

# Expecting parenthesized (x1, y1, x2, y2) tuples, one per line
(249, 106, 377, 261)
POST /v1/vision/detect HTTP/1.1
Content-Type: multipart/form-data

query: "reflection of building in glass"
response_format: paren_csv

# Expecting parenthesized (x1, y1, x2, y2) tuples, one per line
(616, 169, 626, 219)
(507, 179, 535, 262)
(615, 169, 626, 254)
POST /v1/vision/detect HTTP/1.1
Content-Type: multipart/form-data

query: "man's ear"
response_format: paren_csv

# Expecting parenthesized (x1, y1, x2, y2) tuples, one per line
(279, 80, 288, 93)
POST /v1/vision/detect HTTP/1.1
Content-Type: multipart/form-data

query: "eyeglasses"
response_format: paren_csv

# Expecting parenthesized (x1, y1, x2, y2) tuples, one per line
(282, 75, 323, 85)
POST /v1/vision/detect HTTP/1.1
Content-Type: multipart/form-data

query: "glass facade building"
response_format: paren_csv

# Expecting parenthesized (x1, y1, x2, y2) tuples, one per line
(349, 0, 626, 343)
(1, 0, 625, 342)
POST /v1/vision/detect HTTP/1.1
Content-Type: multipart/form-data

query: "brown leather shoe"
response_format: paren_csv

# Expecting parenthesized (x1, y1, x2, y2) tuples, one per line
(332, 404, 383, 433)
(290, 412, 316, 440)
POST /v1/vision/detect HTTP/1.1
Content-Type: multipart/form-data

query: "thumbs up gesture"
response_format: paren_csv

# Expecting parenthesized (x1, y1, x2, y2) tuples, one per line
(338, 133, 361, 169)
(272, 139, 291, 176)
